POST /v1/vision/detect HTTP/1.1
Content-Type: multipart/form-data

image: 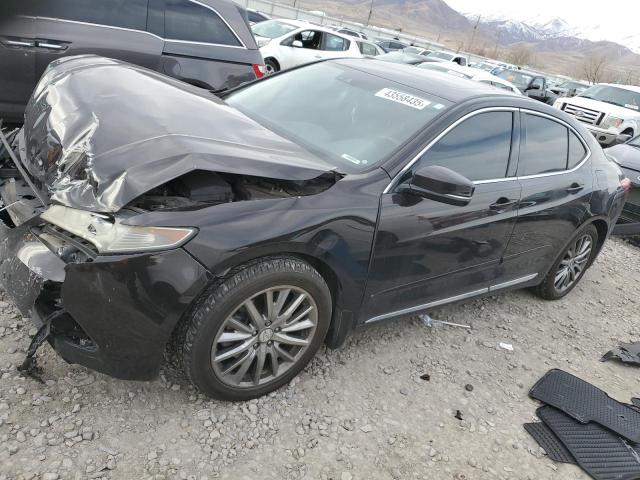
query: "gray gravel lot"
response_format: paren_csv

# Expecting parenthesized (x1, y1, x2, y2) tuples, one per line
(0, 238, 638, 480)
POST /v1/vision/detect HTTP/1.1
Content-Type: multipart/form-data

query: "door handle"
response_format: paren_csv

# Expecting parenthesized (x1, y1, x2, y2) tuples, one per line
(566, 183, 584, 193)
(37, 41, 67, 51)
(489, 197, 518, 210)
(4, 39, 34, 47)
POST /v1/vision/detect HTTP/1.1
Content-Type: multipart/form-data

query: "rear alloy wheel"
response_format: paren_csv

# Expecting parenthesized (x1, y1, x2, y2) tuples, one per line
(177, 256, 331, 400)
(264, 58, 279, 76)
(534, 224, 598, 300)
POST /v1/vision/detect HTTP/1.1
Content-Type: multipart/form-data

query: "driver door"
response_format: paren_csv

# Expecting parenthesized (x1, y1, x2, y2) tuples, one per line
(279, 30, 324, 69)
(362, 110, 522, 322)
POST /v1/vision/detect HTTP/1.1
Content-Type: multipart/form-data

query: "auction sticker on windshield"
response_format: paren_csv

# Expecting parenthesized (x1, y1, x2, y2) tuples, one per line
(375, 88, 430, 110)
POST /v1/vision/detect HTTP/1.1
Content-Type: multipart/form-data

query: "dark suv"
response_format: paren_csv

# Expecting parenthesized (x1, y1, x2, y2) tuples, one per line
(0, 0, 264, 123)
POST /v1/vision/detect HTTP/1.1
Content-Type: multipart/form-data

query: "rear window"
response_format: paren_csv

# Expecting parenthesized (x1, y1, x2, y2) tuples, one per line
(164, 0, 241, 46)
(324, 33, 349, 51)
(38, 0, 148, 30)
(358, 42, 378, 56)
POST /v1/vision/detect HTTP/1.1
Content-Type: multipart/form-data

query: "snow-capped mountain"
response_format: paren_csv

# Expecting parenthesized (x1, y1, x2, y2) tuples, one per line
(461, 10, 640, 54)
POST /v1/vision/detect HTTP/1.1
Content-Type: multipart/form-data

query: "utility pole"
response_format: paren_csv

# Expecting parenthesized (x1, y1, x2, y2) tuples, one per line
(468, 14, 481, 52)
(367, 0, 374, 26)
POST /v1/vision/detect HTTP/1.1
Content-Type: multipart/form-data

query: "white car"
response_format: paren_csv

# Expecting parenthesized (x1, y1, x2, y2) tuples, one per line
(554, 84, 640, 146)
(251, 19, 361, 75)
(417, 62, 522, 95)
(423, 51, 468, 66)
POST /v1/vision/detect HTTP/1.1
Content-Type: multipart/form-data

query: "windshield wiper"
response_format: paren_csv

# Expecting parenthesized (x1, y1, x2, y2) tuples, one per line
(599, 99, 626, 108)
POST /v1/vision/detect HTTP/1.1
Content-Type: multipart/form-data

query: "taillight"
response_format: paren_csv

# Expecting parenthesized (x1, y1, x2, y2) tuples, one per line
(252, 64, 267, 79)
(621, 177, 631, 193)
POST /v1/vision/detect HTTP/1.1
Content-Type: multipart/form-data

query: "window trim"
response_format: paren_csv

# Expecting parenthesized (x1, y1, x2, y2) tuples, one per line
(384, 107, 518, 193)
(515, 109, 591, 181)
(163, 0, 246, 48)
(37, 0, 247, 50)
(384, 107, 592, 193)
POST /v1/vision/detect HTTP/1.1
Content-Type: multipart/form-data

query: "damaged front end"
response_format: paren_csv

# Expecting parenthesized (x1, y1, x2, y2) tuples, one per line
(0, 55, 341, 380)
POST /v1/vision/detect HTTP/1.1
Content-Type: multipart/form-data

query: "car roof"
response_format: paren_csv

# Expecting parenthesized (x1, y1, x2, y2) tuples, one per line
(600, 83, 640, 93)
(272, 19, 355, 38)
(333, 58, 516, 102)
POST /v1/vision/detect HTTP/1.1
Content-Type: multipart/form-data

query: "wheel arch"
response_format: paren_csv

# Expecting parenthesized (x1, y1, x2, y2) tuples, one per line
(264, 56, 280, 70)
(584, 216, 610, 261)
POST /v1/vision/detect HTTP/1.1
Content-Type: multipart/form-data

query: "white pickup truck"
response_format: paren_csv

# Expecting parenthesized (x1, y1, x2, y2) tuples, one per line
(554, 84, 640, 146)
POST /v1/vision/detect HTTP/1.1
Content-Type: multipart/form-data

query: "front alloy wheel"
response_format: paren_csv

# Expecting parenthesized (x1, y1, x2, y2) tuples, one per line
(176, 256, 331, 400)
(212, 286, 318, 388)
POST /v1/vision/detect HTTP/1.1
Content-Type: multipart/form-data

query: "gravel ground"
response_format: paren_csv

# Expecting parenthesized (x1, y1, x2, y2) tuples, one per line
(0, 238, 638, 480)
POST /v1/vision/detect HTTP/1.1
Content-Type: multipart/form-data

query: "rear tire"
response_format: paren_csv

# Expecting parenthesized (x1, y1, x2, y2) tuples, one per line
(264, 58, 279, 76)
(533, 224, 598, 300)
(177, 256, 331, 400)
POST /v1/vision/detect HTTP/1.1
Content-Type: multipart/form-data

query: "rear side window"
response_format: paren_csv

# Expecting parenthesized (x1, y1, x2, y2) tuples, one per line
(416, 111, 513, 181)
(519, 114, 568, 176)
(40, 0, 148, 30)
(165, 0, 241, 46)
(359, 43, 378, 56)
(568, 131, 587, 168)
(324, 33, 349, 51)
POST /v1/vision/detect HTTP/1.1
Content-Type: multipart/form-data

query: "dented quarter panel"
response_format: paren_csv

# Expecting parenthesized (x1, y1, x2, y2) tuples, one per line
(23, 55, 337, 212)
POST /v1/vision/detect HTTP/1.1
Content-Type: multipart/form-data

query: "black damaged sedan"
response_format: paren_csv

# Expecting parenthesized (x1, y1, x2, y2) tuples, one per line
(0, 56, 628, 400)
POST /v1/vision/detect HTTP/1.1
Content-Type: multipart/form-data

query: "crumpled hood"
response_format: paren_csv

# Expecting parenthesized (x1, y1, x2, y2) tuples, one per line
(23, 55, 337, 212)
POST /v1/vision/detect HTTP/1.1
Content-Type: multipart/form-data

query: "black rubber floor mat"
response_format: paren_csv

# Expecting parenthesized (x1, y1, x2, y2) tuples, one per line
(537, 406, 640, 480)
(524, 422, 576, 464)
(529, 369, 640, 443)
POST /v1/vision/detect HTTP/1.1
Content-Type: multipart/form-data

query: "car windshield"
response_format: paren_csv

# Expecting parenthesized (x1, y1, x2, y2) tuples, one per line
(579, 85, 640, 111)
(497, 71, 533, 89)
(417, 63, 473, 79)
(426, 52, 454, 61)
(559, 81, 587, 90)
(476, 63, 496, 72)
(251, 19, 297, 38)
(226, 62, 452, 173)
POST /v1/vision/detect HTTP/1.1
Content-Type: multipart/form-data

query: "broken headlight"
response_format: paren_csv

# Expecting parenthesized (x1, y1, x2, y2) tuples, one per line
(41, 205, 196, 254)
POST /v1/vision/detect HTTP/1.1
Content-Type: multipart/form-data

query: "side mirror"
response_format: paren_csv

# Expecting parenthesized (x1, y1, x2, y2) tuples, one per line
(399, 165, 474, 206)
(527, 83, 542, 91)
(292, 40, 303, 48)
(615, 133, 632, 145)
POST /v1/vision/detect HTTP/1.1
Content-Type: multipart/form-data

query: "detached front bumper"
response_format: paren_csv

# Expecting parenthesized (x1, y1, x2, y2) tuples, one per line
(0, 218, 211, 380)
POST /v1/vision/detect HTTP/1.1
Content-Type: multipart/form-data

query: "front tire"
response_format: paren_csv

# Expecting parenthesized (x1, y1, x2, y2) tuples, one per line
(178, 256, 331, 400)
(533, 224, 598, 300)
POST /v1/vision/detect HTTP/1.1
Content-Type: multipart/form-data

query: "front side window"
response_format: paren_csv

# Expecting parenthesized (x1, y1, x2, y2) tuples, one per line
(323, 33, 349, 51)
(165, 0, 241, 46)
(519, 114, 568, 176)
(416, 111, 514, 181)
(226, 62, 452, 173)
(283, 30, 322, 49)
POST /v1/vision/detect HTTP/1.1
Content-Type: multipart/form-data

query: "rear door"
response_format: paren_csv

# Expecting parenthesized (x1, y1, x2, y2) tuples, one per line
(160, 0, 260, 91)
(0, 3, 36, 122)
(500, 111, 592, 280)
(362, 109, 522, 322)
(35, 0, 162, 79)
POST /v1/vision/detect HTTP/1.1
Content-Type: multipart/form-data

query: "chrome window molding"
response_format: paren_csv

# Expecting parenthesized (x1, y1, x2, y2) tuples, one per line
(364, 273, 537, 324)
(384, 107, 593, 193)
(37, 0, 247, 50)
